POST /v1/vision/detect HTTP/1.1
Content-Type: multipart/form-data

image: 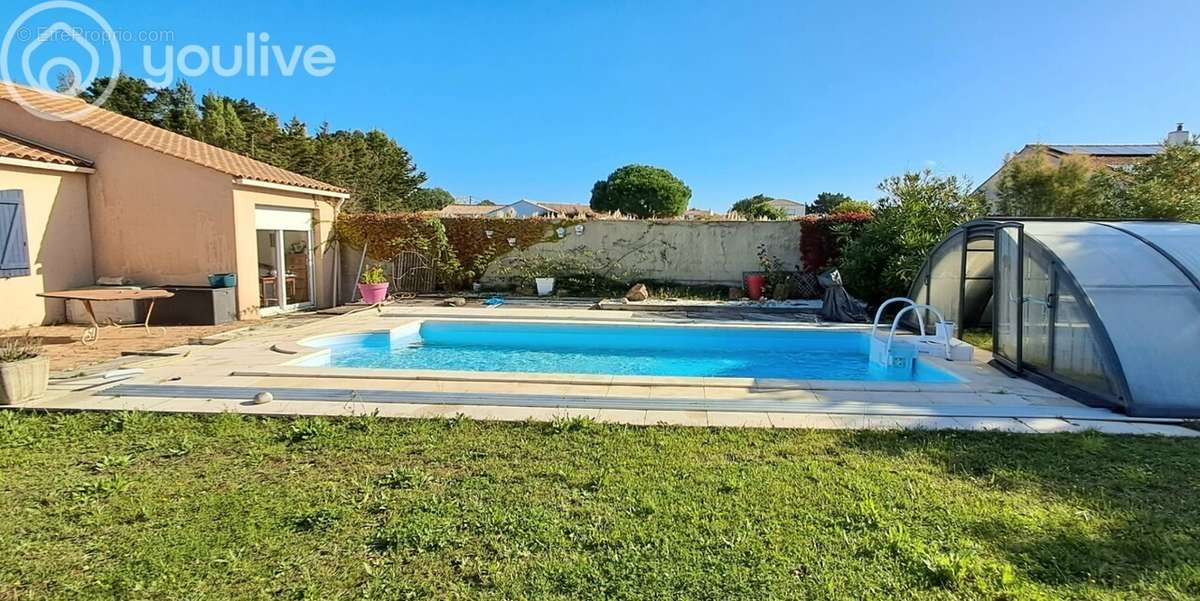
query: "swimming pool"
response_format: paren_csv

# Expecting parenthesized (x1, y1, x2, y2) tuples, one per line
(296, 320, 960, 382)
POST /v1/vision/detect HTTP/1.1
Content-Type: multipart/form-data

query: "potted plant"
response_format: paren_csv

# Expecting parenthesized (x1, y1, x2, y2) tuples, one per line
(357, 265, 390, 304)
(0, 333, 48, 405)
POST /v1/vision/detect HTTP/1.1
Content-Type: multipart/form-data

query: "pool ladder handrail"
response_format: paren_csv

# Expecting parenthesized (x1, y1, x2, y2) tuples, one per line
(871, 297, 953, 361)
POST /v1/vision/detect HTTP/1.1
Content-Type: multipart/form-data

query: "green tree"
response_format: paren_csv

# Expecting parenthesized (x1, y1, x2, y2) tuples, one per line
(276, 117, 315, 177)
(831, 200, 874, 215)
(333, 130, 428, 212)
(78, 74, 157, 123)
(155, 81, 202, 139)
(838, 170, 984, 303)
(809, 192, 853, 215)
(199, 93, 230, 147)
(403, 187, 456, 211)
(730, 194, 788, 220)
(1117, 141, 1200, 221)
(589, 165, 691, 218)
(221, 101, 247, 153)
(995, 147, 1120, 217)
(229, 98, 281, 164)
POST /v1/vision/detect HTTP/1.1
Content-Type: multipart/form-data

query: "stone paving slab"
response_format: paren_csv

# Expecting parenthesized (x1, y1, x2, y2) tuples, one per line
(9, 395, 1196, 436)
(11, 305, 1195, 437)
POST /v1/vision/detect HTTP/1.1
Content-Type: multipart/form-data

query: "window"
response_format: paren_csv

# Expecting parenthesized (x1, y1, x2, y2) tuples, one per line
(0, 190, 30, 278)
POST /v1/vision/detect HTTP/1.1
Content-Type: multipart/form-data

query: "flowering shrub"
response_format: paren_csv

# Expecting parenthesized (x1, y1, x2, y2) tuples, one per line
(798, 212, 872, 274)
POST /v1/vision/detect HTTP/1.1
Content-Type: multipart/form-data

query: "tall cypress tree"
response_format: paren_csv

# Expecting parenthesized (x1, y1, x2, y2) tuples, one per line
(156, 81, 202, 139)
(222, 100, 247, 152)
(199, 93, 229, 147)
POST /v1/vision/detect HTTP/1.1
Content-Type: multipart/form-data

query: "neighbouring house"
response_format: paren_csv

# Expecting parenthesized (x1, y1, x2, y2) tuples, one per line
(766, 198, 807, 218)
(681, 208, 716, 220)
(437, 203, 505, 218)
(0, 83, 348, 329)
(435, 199, 601, 219)
(531, 202, 599, 218)
(975, 123, 1192, 205)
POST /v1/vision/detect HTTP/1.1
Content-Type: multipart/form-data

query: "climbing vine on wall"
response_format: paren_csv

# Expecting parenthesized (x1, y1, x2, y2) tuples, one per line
(441, 217, 583, 277)
(333, 213, 582, 289)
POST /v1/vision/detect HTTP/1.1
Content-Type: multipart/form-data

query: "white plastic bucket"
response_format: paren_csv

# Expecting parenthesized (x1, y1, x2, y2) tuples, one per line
(535, 277, 555, 296)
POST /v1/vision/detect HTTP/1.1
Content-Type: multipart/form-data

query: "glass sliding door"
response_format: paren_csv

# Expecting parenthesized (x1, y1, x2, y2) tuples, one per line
(282, 230, 313, 308)
(253, 206, 315, 315)
(257, 230, 282, 309)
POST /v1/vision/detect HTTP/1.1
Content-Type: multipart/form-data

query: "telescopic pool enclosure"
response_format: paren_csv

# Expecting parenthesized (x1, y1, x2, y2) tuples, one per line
(909, 218, 1200, 418)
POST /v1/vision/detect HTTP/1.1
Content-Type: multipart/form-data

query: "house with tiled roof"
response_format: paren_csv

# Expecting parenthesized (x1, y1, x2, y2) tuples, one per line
(0, 83, 348, 328)
(434, 199, 602, 219)
(436, 203, 506, 218)
(765, 198, 806, 218)
(974, 124, 1191, 205)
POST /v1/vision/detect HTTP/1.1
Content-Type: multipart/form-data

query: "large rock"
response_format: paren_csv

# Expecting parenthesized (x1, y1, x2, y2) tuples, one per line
(625, 283, 650, 302)
(444, 297, 467, 307)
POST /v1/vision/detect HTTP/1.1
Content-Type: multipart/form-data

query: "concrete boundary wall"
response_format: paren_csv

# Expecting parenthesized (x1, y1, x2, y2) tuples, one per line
(485, 220, 803, 286)
(338, 220, 803, 298)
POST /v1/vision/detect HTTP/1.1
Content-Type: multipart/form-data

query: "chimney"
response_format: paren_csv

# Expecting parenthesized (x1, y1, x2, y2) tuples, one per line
(1166, 123, 1190, 146)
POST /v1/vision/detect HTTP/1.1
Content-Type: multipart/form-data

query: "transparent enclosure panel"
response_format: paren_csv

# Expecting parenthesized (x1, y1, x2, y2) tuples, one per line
(1052, 280, 1114, 396)
(993, 228, 1020, 364)
(1021, 247, 1052, 369)
(927, 234, 963, 331)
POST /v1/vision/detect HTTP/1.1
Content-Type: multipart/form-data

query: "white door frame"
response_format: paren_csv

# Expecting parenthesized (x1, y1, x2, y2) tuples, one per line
(255, 207, 315, 316)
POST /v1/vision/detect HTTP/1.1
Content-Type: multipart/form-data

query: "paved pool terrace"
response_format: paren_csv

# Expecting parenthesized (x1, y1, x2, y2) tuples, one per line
(12, 305, 1198, 436)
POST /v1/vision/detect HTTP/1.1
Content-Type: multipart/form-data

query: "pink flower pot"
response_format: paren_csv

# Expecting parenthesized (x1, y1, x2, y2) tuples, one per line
(357, 282, 389, 304)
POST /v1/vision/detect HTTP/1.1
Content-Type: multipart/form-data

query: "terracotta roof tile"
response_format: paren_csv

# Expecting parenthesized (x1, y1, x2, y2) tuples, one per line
(0, 131, 91, 167)
(0, 82, 346, 194)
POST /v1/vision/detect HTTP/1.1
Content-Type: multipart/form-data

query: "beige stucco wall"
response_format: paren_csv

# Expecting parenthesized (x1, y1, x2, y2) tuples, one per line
(487, 219, 804, 286)
(0, 100, 238, 290)
(0, 164, 93, 328)
(1, 99, 341, 321)
(232, 187, 338, 318)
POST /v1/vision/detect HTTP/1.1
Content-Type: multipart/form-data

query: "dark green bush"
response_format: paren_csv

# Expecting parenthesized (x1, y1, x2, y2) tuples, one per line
(838, 170, 983, 304)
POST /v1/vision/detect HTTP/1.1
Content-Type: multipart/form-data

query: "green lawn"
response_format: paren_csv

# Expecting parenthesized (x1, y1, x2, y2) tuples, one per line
(2, 411, 1199, 600)
(962, 328, 994, 351)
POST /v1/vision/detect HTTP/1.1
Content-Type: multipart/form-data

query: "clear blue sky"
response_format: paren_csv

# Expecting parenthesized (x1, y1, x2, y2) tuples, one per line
(4, 0, 1198, 210)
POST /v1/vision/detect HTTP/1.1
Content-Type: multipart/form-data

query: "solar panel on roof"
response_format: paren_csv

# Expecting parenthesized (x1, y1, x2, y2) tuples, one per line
(1047, 144, 1164, 156)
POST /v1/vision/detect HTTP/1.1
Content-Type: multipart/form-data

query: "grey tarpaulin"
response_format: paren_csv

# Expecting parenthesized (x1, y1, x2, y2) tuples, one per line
(818, 269, 868, 323)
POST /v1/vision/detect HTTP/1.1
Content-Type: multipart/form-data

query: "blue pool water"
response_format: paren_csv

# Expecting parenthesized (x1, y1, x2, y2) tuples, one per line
(298, 321, 959, 382)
